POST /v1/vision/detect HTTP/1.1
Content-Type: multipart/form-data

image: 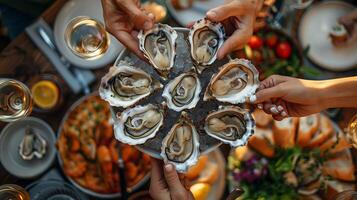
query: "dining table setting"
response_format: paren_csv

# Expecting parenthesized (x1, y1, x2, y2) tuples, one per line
(0, 0, 356, 199)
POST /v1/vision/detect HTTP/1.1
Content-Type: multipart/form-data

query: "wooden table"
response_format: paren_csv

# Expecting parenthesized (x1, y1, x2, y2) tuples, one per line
(0, 0, 356, 198)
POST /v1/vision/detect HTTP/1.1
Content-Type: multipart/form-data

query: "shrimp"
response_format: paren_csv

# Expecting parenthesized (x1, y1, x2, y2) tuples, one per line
(80, 136, 96, 160)
(63, 153, 87, 178)
(97, 146, 116, 190)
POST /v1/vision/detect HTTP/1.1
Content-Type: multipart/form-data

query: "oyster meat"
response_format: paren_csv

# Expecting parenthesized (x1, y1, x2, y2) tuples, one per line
(204, 106, 255, 147)
(162, 69, 201, 112)
(161, 112, 200, 172)
(99, 61, 163, 108)
(19, 127, 47, 160)
(204, 58, 259, 104)
(138, 24, 177, 78)
(114, 104, 164, 145)
(189, 18, 225, 72)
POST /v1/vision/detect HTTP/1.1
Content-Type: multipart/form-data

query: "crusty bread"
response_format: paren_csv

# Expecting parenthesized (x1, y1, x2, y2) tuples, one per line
(322, 149, 355, 181)
(252, 109, 273, 128)
(296, 114, 320, 147)
(319, 131, 351, 154)
(306, 115, 334, 148)
(248, 127, 275, 157)
(272, 117, 299, 148)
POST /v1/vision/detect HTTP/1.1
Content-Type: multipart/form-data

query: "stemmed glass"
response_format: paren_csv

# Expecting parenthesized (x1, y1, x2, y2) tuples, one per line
(0, 79, 33, 122)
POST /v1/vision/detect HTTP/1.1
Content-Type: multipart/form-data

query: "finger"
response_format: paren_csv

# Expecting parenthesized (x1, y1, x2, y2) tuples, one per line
(263, 102, 274, 115)
(111, 30, 146, 60)
(115, 0, 154, 30)
(217, 15, 254, 59)
(258, 75, 289, 91)
(186, 21, 195, 28)
(255, 85, 286, 104)
(273, 114, 285, 121)
(206, 1, 248, 22)
(164, 163, 188, 200)
(150, 158, 166, 189)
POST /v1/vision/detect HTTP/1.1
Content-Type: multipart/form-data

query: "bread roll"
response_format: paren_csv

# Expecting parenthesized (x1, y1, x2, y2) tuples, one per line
(272, 117, 299, 148)
(306, 115, 334, 148)
(297, 114, 320, 147)
(248, 127, 275, 157)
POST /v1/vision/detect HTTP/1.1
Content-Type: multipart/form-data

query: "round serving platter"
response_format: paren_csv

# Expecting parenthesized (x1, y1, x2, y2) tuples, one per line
(57, 92, 151, 199)
(111, 27, 234, 159)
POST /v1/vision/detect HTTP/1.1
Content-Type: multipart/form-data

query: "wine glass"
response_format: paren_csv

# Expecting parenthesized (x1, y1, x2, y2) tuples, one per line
(0, 184, 30, 200)
(0, 79, 33, 122)
(65, 16, 110, 60)
(347, 114, 357, 149)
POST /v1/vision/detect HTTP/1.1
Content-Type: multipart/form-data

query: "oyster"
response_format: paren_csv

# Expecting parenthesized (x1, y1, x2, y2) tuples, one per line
(161, 112, 200, 172)
(19, 127, 47, 160)
(204, 59, 259, 104)
(162, 69, 201, 112)
(138, 24, 177, 78)
(114, 104, 164, 145)
(189, 18, 225, 72)
(99, 61, 163, 108)
(204, 106, 255, 147)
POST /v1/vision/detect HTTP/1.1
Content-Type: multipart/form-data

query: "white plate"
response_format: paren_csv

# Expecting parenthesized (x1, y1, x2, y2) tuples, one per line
(298, 1, 356, 71)
(166, 0, 222, 26)
(0, 117, 56, 179)
(54, 0, 123, 69)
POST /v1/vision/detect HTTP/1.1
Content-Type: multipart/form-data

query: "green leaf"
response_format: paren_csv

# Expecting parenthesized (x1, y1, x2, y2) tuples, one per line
(300, 66, 320, 76)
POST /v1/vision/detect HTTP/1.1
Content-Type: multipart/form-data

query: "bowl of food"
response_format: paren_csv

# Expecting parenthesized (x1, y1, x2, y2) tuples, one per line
(57, 93, 151, 198)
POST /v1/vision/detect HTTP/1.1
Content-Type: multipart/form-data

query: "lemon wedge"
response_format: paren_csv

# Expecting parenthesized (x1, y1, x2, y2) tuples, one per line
(190, 183, 211, 200)
(31, 80, 59, 109)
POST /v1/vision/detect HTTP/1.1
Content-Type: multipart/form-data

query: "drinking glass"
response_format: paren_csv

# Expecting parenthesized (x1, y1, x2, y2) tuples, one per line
(347, 114, 357, 149)
(0, 184, 30, 200)
(0, 79, 33, 122)
(65, 16, 110, 60)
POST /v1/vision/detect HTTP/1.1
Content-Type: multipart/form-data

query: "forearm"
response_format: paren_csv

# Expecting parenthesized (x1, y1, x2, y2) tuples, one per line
(315, 77, 357, 109)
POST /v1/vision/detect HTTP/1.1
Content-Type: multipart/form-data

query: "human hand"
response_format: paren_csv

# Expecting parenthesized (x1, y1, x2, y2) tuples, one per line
(253, 75, 323, 120)
(339, 10, 357, 44)
(149, 158, 194, 200)
(101, 0, 154, 59)
(205, 0, 263, 59)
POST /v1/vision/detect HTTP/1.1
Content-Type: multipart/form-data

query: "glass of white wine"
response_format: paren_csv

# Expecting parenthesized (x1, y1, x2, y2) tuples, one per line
(0, 79, 33, 122)
(0, 184, 30, 200)
(65, 16, 110, 60)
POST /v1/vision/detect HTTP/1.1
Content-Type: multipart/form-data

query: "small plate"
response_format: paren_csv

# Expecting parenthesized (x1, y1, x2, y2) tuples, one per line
(0, 117, 56, 179)
(54, 0, 123, 69)
(166, 0, 221, 26)
(298, 1, 356, 71)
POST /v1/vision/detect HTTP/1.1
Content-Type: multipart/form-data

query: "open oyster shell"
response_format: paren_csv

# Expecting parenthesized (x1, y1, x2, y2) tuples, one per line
(114, 104, 164, 145)
(189, 18, 225, 73)
(204, 58, 259, 104)
(19, 127, 47, 160)
(138, 24, 178, 78)
(162, 69, 201, 112)
(204, 106, 255, 147)
(161, 112, 200, 172)
(99, 61, 163, 108)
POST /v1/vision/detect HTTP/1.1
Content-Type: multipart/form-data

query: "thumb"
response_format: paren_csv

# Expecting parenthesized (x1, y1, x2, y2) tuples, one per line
(255, 86, 285, 104)
(120, 1, 154, 30)
(206, 2, 244, 22)
(163, 163, 187, 198)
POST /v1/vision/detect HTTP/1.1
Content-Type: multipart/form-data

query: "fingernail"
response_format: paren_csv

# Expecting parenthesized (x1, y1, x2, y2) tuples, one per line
(143, 21, 152, 30)
(270, 106, 279, 114)
(165, 163, 174, 172)
(207, 11, 217, 19)
(281, 111, 287, 117)
(277, 105, 284, 112)
(249, 95, 256, 103)
(257, 104, 263, 109)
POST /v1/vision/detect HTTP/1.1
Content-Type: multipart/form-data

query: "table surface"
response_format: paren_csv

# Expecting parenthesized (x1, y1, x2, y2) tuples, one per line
(0, 0, 356, 199)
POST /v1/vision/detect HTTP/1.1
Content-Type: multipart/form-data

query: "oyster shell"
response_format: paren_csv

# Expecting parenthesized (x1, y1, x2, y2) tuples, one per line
(204, 59, 259, 104)
(114, 104, 164, 145)
(204, 106, 255, 147)
(138, 24, 177, 78)
(19, 127, 47, 160)
(161, 112, 200, 172)
(99, 61, 163, 108)
(162, 69, 201, 112)
(189, 18, 225, 72)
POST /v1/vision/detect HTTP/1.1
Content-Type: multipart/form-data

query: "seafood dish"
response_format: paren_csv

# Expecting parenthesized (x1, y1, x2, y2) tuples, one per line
(103, 25, 260, 173)
(189, 18, 225, 72)
(138, 23, 177, 78)
(57, 95, 151, 194)
(228, 111, 355, 199)
(204, 59, 260, 104)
